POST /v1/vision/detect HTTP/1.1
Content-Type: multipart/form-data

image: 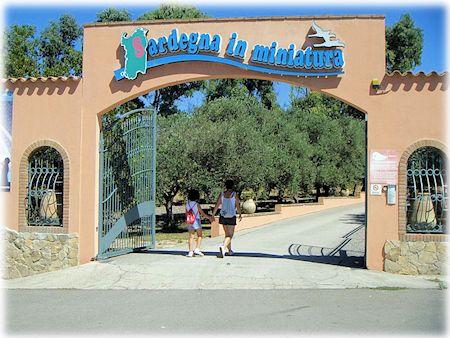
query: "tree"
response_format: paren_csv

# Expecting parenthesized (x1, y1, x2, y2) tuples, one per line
(386, 14, 423, 73)
(137, 4, 207, 20)
(289, 92, 365, 197)
(204, 78, 277, 110)
(259, 107, 313, 200)
(96, 8, 132, 22)
(156, 113, 193, 229)
(4, 25, 39, 77)
(38, 14, 83, 76)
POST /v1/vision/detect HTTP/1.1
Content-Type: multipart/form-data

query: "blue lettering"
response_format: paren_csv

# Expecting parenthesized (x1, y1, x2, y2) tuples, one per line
(268, 42, 277, 65)
(179, 33, 188, 51)
(234, 40, 247, 59)
(198, 33, 211, 51)
(147, 38, 159, 56)
(304, 47, 313, 69)
(188, 32, 199, 54)
(294, 50, 304, 68)
(323, 50, 334, 68)
(210, 34, 221, 52)
(226, 33, 237, 56)
(157, 36, 167, 54)
(333, 50, 345, 68)
(275, 48, 288, 66)
(287, 44, 295, 68)
(167, 29, 179, 52)
(252, 45, 269, 63)
(312, 50, 324, 69)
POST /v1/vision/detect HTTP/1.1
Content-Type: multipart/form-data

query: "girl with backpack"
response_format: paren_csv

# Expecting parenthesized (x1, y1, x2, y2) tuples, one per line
(211, 180, 242, 258)
(185, 189, 215, 257)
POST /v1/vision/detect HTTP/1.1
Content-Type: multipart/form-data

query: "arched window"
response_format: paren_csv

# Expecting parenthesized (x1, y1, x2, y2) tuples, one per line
(406, 147, 447, 234)
(27, 146, 64, 227)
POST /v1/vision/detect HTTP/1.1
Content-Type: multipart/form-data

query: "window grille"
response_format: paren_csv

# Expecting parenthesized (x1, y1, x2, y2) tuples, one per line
(27, 147, 64, 226)
(406, 147, 447, 234)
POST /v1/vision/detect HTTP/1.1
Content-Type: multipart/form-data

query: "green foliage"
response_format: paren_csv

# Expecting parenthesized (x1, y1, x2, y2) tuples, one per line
(204, 79, 277, 109)
(39, 14, 83, 76)
(4, 25, 39, 77)
(153, 87, 366, 228)
(96, 8, 132, 22)
(137, 4, 208, 21)
(4, 15, 83, 78)
(289, 92, 365, 195)
(386, 14, 423, 73)
(148, 82, 203, 117)
(29, 146, 63, 166)
(408, 147, 446, 170)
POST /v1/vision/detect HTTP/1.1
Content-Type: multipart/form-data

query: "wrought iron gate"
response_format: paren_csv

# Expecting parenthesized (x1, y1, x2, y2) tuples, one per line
(98, 108, 156, 259)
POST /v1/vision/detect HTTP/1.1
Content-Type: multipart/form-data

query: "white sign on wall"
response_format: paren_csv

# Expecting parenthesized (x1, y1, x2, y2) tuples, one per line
(369, 150, 398, 185)
(370, 183, 383, 196)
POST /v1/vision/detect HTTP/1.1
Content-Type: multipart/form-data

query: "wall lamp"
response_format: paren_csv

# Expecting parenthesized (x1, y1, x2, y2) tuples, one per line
(371, 78, 381, 90)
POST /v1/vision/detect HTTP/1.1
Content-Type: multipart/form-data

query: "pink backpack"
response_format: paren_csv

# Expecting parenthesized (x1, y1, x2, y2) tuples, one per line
(186, 202, 198, 225)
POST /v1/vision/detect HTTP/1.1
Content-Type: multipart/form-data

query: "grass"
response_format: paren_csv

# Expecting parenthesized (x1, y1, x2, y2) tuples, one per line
(156, 228, 211, 241)
(155, 224, 212, 244)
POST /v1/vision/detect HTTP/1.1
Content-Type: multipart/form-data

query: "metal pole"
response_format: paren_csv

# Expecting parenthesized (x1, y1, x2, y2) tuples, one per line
(97, 133, 105, 259)
(151, 109, 157, 248)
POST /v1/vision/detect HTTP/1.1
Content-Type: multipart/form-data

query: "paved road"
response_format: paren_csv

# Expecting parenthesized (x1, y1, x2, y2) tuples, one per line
(198, 203, 366, 267)
(4, 204, 442, 289)
(5, 289, 446, 335)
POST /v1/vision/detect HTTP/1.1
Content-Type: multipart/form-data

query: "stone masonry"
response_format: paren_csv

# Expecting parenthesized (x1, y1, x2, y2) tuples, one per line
(384, 240, 448, 275)
(2, 228, 79, 279)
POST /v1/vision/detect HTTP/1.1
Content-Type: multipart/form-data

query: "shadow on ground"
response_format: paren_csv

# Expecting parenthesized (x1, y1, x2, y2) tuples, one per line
(340, 213, 366, 227)
(136, 211, 367, 269)
(138, 244, 365, 269)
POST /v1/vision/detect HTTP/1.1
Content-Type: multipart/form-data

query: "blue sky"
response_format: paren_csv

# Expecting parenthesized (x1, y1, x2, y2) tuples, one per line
(5, 4, 447, 110)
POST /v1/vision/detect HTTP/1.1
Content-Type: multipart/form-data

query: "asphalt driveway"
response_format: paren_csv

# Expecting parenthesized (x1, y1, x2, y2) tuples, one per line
(4, 204, 443, 290)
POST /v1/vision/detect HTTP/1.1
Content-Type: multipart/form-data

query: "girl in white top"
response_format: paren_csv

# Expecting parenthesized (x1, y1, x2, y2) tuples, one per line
(186, 189, 214, 257)
(212, 180, 242, 258)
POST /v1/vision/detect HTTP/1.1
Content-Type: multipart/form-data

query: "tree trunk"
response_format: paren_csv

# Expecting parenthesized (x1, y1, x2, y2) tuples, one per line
(315, 183, 321, 199)
(277, 189, 284, 203)
(163, 198, 176, 231)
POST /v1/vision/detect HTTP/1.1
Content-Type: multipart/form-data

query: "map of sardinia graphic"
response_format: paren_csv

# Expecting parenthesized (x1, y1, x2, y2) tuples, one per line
(121, 28, 149, 80)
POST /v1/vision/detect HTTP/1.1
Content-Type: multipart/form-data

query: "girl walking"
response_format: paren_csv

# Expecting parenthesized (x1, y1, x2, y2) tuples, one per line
(211, 180, 242, 258)
(185, 189, 214, 257)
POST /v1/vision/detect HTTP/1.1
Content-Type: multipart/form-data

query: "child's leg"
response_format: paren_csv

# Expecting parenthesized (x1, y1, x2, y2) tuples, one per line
(195, 229, 203, 249)
(188, 230, 196, 252)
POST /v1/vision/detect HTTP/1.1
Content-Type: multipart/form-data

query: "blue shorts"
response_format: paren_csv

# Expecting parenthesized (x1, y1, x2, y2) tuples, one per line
(187, 221, 202, 231)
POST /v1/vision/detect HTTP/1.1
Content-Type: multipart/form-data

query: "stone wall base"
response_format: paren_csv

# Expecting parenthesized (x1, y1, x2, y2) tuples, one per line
(384, 240, 447, 275)
(2, 228, 79, 279)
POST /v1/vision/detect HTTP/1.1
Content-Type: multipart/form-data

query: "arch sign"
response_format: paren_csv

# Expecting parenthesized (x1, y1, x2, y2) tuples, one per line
(114, 21, 345, 81)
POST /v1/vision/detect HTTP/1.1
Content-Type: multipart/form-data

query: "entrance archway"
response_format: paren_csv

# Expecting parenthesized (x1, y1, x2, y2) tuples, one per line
(3, 15, 446, 274)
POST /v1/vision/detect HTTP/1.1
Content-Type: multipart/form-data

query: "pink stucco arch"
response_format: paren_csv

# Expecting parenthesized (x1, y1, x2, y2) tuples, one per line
(100, 69, 368, 116)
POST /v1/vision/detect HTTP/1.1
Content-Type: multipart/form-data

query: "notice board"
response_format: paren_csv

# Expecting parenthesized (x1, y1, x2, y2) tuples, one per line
(369, 150, 398, 185)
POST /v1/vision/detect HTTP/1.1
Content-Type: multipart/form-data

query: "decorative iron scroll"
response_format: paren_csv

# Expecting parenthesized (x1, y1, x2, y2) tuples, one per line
(406, 147, 447, 234)
(26, 147, 64, 226)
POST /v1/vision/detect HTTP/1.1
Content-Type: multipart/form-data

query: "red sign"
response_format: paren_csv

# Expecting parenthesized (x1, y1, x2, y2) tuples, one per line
(369, 150, 398, 185)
